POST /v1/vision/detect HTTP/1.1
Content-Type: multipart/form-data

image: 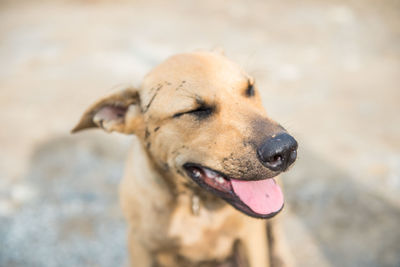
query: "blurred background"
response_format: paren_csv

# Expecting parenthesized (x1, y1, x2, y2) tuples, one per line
(0, 0, 399, 266)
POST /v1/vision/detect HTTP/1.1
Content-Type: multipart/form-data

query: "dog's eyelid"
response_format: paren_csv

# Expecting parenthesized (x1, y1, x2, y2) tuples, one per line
(172, 105, 214, 119)
(173, 111, 185, 118)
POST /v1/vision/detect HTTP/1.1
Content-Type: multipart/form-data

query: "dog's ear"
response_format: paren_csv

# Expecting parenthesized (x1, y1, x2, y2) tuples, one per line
(71, 88, 143, 135)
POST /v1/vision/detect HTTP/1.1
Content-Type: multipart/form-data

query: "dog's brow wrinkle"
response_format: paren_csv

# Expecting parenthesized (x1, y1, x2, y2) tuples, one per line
(175, 80, 186, 91)
(143, 84, 163, 113)
(176, 87, 198, 99)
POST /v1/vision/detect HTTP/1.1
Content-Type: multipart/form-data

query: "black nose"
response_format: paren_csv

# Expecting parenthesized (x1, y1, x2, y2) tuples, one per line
(257, 133, 298, 172)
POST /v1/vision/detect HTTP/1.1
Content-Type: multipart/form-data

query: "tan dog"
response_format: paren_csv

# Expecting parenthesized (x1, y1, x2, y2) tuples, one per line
(72, 51, 297, 267)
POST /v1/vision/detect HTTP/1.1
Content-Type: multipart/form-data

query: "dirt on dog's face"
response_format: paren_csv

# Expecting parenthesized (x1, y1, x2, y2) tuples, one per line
(138, 52, 297, 218)
(73, 52, 297, 219)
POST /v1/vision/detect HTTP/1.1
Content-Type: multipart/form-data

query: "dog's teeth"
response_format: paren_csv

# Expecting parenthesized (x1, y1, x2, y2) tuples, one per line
(204, 168, 217, 178)
(216, 177, 225, 184)
(192, 169, 201, 178)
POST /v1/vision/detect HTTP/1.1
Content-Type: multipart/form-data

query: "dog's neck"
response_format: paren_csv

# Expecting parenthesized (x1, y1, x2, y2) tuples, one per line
(123, 137, 243, 260)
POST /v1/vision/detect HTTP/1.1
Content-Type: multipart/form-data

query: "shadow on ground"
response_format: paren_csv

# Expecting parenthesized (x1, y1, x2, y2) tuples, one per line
(0, 134, 129, 267)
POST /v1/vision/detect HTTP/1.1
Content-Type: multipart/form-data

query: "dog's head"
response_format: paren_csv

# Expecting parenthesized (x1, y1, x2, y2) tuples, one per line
(73, 52, 297, 219)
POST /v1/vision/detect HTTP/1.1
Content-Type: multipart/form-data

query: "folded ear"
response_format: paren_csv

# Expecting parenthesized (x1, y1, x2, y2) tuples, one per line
(71, 88, 143, 135)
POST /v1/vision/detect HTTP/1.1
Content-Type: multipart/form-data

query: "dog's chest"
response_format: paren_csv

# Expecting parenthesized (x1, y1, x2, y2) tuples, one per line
(166, 195, 246, 262)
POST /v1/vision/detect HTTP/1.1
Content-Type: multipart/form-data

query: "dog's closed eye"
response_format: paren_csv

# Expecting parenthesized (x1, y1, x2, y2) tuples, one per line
(173, 105, 214, 120)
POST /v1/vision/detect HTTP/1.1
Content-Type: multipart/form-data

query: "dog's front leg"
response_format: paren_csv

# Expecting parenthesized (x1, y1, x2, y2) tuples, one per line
(266, 218, 294, 267)
(240, 219, 269, 267)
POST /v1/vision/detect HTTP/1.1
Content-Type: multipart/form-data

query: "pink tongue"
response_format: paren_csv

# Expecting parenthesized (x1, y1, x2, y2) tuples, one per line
(231, 178, 284, 215)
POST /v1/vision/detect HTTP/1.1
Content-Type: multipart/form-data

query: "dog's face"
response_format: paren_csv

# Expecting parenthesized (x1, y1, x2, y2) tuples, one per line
(73, 52, 297, 219)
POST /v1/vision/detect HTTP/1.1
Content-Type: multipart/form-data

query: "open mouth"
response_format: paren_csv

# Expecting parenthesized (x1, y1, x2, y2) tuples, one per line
(183, 163, 284, 219)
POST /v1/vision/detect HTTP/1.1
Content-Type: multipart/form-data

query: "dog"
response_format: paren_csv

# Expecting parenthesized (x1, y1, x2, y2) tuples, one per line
(72, 51, 298, 267)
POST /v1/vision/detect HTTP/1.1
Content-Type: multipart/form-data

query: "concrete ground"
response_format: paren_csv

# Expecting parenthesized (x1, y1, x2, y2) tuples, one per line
(0, 0, 399, 266)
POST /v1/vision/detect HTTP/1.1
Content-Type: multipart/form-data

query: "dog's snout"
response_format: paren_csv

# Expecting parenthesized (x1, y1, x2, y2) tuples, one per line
(257, 133, 298, 172)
